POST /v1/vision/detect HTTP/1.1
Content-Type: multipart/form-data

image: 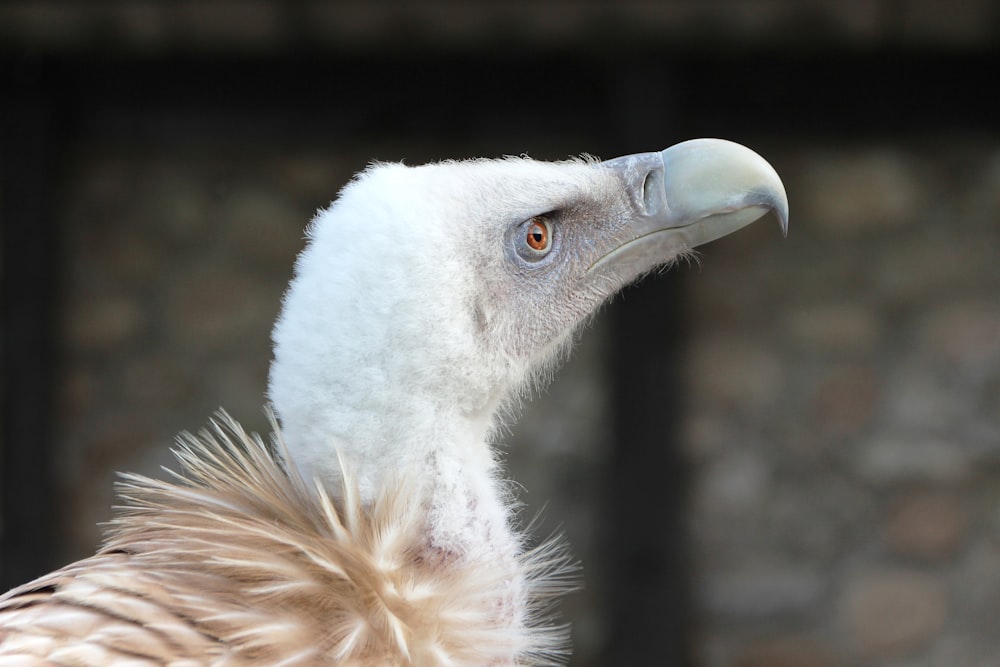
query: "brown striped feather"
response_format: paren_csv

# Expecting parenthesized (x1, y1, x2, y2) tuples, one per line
(0, 412, 576, 666)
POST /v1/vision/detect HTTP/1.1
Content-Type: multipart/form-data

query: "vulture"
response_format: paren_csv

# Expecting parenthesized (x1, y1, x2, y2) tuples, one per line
(0, 139, 787, 666)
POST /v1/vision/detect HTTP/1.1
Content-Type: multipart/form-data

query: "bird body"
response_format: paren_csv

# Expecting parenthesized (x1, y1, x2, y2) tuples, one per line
(0, 416, 570, 665)
(1, 140, 787, 665)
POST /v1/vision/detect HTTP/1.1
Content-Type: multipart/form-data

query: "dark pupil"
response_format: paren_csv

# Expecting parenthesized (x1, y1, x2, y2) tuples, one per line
(530, 226, 545, 246)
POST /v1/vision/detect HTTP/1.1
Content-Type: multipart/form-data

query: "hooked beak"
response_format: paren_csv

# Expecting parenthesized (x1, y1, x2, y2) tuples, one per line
(589, 138, 788, 277)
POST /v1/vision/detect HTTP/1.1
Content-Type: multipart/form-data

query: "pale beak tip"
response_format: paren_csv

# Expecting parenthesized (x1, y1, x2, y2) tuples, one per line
(776, 202, 789, 238)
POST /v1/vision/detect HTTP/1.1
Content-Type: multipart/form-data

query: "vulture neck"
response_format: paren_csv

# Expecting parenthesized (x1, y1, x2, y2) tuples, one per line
(287, 373, 519, 564)
(269, 287, 527, 565)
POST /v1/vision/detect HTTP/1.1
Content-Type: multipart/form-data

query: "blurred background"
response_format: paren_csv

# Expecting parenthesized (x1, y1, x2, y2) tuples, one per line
(2, 1, 999, 665)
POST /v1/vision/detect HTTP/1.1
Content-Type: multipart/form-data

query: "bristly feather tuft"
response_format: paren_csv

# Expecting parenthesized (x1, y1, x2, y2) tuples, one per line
(0, 410, 577, 666)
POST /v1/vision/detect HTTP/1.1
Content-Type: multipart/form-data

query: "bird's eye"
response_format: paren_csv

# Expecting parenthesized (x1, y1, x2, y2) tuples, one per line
(526, 217, 552, 251)
(511, 215, 556, 264)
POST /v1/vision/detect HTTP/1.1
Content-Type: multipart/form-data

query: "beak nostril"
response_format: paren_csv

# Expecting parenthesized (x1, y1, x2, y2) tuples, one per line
(641, 168, 665, 217)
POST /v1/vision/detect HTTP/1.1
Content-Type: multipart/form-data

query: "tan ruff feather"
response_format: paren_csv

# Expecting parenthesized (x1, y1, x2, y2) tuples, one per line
(0, 411, 576, 666)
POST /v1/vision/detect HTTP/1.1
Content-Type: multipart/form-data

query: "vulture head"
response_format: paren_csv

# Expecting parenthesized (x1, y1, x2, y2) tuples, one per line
(0, 139, 787, 667)
(269, 139, 787, 565)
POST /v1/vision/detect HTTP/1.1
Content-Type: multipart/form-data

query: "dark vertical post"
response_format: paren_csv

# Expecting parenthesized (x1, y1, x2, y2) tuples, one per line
(1, 57, 61, 589)
(604, 276, 691, 666)
(601, 63, 692, 666)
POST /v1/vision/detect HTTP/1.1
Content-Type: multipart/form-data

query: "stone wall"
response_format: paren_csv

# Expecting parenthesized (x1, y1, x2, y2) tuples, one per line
(681, 141, 1000, 666)
(54, 145, 352, 555)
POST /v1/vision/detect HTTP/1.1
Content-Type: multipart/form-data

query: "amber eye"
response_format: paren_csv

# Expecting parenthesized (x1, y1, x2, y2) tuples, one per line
(511, 215, 555, 263)
(525, 217, 551, 252)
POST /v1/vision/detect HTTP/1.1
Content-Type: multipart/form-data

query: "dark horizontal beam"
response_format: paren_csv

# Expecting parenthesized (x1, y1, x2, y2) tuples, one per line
(1, 1, 997, 57)
(2, 50, 992, 153)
